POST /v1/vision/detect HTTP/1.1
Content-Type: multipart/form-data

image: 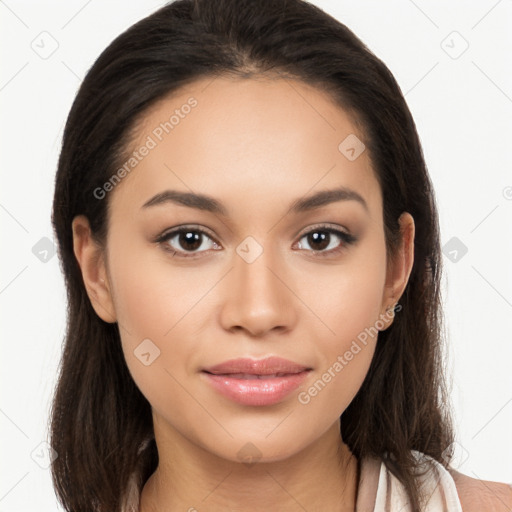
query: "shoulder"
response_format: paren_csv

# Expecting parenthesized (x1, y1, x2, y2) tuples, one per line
(448, 468, 512, 512)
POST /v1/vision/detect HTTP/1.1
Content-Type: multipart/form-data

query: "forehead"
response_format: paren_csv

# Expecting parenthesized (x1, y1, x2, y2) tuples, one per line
(109, 75, 381, 219)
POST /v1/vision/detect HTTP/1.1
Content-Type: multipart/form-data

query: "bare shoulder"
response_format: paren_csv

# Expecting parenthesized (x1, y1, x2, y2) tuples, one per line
(448, 468, 512, 512)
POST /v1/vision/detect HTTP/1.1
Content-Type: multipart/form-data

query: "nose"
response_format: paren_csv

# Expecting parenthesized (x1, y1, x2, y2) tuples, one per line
(218, 244, 297, 337)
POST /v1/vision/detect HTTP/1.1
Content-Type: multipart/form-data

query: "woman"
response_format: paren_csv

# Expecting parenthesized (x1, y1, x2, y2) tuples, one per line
(49, 0, 512, 510)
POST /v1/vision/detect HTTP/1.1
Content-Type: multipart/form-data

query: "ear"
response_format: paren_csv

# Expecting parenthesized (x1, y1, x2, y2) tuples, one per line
(378, 212, 415, 330)
(71, 215, 117, 323)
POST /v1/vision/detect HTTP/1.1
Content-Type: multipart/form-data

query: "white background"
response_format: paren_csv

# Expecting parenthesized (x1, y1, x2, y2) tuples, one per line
(1, 0, 511, 509)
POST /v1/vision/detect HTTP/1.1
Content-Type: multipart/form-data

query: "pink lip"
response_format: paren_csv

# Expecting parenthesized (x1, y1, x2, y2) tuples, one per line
(203, 356, 310, 375)
(201, 357, 312, 406)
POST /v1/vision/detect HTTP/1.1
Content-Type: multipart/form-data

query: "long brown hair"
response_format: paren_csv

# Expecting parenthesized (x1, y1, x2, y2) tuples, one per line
(50, 0, 455, 510)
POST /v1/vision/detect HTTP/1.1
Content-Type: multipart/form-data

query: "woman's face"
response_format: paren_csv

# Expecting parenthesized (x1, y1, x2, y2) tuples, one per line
(74, 75, 413, 463)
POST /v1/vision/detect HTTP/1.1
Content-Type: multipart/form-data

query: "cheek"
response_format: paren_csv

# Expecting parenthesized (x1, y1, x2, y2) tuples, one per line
(298, 238, 388, 343)
(105, 238, 212, 402)
(293, 293, 382, 435)
(294, 337, 376, 443)
(108, 227, 214, 340)
(292, 238, 387, 418)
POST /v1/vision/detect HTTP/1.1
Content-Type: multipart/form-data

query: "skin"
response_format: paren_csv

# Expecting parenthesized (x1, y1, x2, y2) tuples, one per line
(449, 470, 512, 512)
(72, 75, 416, 511)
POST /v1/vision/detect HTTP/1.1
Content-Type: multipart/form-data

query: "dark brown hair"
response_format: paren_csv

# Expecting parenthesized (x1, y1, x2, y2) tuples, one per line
(50, 0, 455, 510)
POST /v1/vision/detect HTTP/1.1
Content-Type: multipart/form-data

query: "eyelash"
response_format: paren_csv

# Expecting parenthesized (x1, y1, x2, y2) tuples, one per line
(154, 224, 357, 259)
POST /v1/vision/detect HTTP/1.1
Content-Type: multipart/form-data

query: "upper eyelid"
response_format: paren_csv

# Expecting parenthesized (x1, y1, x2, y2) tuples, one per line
(157, 225, 219, 243)
(295, 222, 351, 238)
(158, 223, 351, 243)
(157, 223, 353, 254)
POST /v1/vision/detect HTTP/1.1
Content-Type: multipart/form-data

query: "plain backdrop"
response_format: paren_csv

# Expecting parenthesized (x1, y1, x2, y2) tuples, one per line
(1, 0, 511, 509)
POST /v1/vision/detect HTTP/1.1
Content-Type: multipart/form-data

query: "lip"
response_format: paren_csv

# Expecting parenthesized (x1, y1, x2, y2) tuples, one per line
(201, 357, 312, 406)
(203, 356, 311, 376)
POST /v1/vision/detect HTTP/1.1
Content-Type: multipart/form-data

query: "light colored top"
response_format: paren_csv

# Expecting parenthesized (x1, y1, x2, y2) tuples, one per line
(356, 450, 463, 511)
(121, 449, 463, 511)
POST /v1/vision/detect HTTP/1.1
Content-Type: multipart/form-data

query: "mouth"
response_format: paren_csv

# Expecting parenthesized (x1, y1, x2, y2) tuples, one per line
(202, 356, 311, 375)
(203, 372, 304, 379)
(201, 357, 312, 406)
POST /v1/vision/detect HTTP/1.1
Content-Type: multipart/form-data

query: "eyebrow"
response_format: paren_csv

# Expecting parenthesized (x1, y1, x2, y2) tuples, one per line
(141, 186, 368, 215)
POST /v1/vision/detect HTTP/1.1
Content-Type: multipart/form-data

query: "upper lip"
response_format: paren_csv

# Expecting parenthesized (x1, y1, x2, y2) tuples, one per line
(202, 357, 312, 376)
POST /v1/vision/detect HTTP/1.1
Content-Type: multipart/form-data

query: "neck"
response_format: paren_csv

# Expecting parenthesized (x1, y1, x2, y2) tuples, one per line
(139, 418, 359, 512)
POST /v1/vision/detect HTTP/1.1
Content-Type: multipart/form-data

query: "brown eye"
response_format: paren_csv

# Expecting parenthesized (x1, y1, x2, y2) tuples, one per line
(176, 231, 202, 251)
(156, 227, 221, 257)
(296, 226, 356, 256)
(304, 231, 331, 251)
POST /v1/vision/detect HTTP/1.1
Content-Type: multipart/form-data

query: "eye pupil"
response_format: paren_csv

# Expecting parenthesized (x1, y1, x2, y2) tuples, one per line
(180, 231, 202, 251)
(308, 231, 329, 251)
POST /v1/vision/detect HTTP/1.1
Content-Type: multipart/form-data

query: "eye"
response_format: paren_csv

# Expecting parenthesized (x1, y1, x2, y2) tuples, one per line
(155, 223, 357, 259)
(155, 226, 221, 258)
(295, 224, 357, 257)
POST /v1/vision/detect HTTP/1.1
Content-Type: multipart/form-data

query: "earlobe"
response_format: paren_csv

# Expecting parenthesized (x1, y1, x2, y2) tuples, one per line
(71, 215, 117, 323)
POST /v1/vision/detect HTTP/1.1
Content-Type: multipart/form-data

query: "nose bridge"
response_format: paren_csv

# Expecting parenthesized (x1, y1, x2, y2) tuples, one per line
(219, 236, 295, 335)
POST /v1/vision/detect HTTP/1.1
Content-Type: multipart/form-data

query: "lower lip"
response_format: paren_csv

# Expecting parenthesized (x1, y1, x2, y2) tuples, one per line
(202, 370, 311, 406)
